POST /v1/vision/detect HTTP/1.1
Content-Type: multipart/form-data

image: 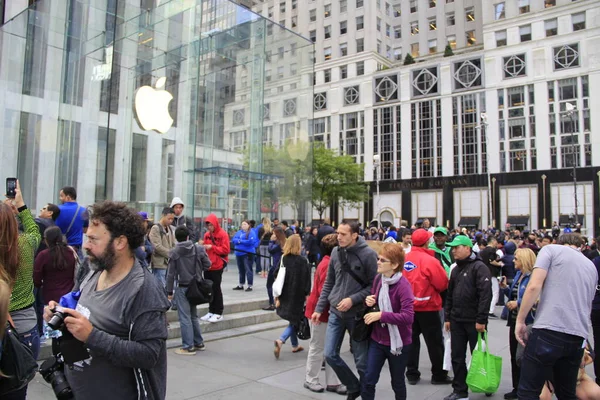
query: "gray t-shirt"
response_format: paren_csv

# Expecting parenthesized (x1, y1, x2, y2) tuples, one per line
(65, 266, 145, 399)
(533, 244, 597, 340)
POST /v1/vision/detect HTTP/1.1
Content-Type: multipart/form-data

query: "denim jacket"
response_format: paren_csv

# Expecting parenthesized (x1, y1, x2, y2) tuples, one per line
(501, 270, 535, 325)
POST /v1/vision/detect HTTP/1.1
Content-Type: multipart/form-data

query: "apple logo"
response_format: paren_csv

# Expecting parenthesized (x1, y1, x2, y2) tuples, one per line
(134, 77, 174, 134)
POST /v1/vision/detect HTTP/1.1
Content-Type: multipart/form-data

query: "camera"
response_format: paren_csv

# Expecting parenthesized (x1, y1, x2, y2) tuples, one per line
(39, 354, 73, 400)
(48, 306, 69, 331)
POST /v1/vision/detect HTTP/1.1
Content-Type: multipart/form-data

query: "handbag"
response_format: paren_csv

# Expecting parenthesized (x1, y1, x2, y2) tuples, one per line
(466, 332, 502, 394)
(185, 246, 214, 306)
(272, 257, 286, 298)
(296, 308, 311, 340)
(0, 321, 38, 395)
(351, 274, 382, 342)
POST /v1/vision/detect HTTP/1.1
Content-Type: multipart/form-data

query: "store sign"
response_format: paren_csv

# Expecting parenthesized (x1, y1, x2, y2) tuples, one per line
(134, 77, 174, 134)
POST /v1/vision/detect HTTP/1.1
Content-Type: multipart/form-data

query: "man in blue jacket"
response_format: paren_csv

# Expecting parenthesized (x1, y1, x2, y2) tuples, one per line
(56, 186, 88, 256)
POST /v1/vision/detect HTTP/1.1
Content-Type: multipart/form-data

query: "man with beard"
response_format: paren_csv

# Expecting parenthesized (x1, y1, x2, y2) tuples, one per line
(43, 201, 170, 400)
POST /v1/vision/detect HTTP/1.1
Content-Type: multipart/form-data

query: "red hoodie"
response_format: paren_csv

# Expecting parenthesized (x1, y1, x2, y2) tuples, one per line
(203, 214, 230, 271)
(403, 246, 448, 312)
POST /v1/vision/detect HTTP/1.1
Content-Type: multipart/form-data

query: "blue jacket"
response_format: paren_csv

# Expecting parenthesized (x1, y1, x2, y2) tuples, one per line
(501, 241, 516, 280)
(233, 229, 258, 257)
(269, 241, 283, 269)
(501, 270, 535, 325)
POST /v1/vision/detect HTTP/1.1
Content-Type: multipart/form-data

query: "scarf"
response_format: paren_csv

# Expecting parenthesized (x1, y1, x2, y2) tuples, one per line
(378, 272, 403, 355)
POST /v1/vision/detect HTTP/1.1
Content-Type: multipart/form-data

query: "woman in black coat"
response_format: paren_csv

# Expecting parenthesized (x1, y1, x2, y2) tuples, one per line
(273, 235, 311, 358)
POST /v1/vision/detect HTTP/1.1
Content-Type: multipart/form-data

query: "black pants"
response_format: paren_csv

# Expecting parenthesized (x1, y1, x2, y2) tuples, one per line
(592, 309, 600, 384)
(450, 321, 480, 397)
(406, 311, 447, 381)
(204, 269, 224, 315)
(508, 319, 520, 391)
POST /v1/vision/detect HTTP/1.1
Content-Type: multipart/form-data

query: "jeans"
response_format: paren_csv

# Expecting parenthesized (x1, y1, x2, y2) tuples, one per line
(152, 268, 167, 287)
(266, 266, 276, 305)
(508, 319, 520, 391)
(406, 311, 447, 381)
(174, 287, 204, 349)
(259, 245, 271, 273)
(592, 309, 600, 384)
(362, 340, 411, 400)
(518, 328, 583, 400)
(34, 287, 45, 336)
(280, 323, 299, 348)
(450, 321, 480, 397)
(204, 269, 224, 315)
(3, 326, 41, 400)
(236, 254, 254, 286)
(324, 312, 369, 394)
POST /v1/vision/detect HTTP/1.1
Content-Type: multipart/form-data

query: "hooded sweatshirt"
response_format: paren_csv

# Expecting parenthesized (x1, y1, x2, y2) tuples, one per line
(203, 214, 230, 271)
(170, 197, 198, 243)
(233, 228, 258, 257)
(315, 237, 378, 318)
(501, 241, 517, 280)
(166, 241, 211, 295)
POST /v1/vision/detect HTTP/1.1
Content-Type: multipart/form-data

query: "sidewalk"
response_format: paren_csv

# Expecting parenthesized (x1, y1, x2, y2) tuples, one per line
(27, 307, 547, 400)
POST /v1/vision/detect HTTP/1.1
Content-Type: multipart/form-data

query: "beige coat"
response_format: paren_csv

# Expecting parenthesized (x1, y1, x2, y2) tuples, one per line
(149, 223, 175, 270)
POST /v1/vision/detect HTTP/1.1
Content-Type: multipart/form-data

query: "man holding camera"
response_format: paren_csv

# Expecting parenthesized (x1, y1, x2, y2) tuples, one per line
(44, 201, 170, 400)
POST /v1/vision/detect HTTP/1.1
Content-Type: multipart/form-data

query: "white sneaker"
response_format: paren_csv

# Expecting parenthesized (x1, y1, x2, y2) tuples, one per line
(208, 314, 223, 323)
(200, 313, 213, 321)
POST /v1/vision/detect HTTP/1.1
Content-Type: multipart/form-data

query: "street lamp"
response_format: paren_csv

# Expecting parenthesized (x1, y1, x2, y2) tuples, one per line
(373, 154, 381, 228)
(564, 102, 578, 227)
(479, 113, 494, 228)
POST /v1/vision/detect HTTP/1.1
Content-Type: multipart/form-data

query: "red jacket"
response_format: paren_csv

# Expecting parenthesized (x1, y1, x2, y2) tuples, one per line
(305, 255, 331, 322)
(203, 214, 230, 271)
(403, 246, 448, 312)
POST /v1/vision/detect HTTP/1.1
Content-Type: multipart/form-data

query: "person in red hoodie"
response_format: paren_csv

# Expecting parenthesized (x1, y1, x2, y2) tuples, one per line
(200, 214, 230, 323)
(303, 234, 345, 395)
(403, 228, 451, 386)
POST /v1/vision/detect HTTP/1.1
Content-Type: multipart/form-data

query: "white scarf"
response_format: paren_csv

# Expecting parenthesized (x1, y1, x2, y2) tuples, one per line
(378, 272, 404, 355)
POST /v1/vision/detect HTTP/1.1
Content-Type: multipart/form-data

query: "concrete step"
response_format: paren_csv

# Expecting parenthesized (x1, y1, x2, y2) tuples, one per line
(166, 298, 269, 323)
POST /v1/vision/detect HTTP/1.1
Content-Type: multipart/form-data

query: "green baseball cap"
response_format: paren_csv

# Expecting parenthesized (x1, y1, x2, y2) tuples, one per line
(433, 226, 448, 235)
(446, 235, 473, 248)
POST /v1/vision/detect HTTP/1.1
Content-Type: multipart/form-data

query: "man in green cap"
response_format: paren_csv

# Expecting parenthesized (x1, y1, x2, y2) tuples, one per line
(429, 227, 453, 277)
(442, 235, 492, 400)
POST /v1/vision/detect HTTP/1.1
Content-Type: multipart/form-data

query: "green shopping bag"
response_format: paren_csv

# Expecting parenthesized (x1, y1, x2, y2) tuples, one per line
(466, 332, 502, 393)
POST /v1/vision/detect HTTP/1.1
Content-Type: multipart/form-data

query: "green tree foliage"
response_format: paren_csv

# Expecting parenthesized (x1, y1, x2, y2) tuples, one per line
(444, 44, 454, 57)
(311, 143, 369, 220)
(403, 53, 415, 65)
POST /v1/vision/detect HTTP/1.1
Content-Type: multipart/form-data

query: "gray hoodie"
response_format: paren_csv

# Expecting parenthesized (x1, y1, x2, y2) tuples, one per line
(315, 237, 378, 318)
(166, 241, 211, 295)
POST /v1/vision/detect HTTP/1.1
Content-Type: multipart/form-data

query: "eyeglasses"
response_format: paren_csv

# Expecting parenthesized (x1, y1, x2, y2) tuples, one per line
(377, 257, 391, 263)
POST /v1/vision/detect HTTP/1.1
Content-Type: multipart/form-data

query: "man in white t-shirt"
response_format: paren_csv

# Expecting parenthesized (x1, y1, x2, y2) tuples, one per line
(515, 233, 597, 399)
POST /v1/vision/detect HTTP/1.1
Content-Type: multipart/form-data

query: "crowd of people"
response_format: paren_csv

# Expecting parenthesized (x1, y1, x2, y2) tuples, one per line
(1, 180, 600, 400)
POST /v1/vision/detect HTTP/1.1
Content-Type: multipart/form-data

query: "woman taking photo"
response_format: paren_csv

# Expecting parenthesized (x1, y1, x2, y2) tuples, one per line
(500, 247, 536, 400)
(273, 235, 311, 359)
(232, 220, 258, 292)
(262, 227, 286, 311)
(362, 243, 414, 400)
(33, 226, 77, 304)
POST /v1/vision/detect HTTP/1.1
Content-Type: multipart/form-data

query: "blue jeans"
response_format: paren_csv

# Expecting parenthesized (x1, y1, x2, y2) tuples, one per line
(518, 328, 583, 399)
(236, 254, 254, 286)
(174, 287, 204, 350)
(152, 268, 167, 287)
(266, 266, 276, 305)
(362, 340, 411, 400)
(324, 312, 369, 394)
(280, 323, 298, 348)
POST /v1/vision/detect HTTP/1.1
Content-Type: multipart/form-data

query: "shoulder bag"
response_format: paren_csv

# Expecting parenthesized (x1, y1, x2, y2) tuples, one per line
(0, 320, 38, 395)
(352, 275, 382, 342)
(272, 256, 286, 298)
(185, 246, 214, 306)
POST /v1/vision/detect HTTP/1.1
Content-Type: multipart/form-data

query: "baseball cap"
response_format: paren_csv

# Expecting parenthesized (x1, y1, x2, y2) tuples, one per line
(433, 226, 448, 236)
(446, 235, 473, 248)
(411, 229, 433, 247)
(138, 211, 149, 221)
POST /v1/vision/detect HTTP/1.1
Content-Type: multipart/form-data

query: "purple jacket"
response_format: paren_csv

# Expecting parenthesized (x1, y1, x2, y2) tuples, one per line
(370, 275, 415, 347)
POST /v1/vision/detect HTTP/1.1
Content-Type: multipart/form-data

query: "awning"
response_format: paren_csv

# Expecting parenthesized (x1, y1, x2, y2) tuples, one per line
(506, 215, 530, 227)
(415, 217, 436, 226)
(458, 217, 480, 228)
(558, 214, 584, 226)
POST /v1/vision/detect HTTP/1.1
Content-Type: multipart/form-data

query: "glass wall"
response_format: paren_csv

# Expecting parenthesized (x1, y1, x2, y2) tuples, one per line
(0, 0, 314, 228)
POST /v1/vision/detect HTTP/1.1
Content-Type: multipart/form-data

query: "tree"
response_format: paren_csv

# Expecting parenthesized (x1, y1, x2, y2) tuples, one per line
(444, 44, 454, 57)
(403, 53, 415, 65)
(311, 143, 369, 220)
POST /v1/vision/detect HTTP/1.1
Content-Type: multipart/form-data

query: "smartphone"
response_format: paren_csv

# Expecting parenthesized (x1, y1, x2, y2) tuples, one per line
(6, 178, 17, 198)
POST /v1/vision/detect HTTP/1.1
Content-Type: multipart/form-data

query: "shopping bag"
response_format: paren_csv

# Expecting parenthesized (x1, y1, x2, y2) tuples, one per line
(272, 257, 286, 298)
(443, 331, 452, 373)
(466, 333, 502, 394)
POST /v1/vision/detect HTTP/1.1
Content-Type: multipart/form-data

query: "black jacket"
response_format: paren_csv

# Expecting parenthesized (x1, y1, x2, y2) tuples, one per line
(445, 252, 492, 325)
(317, 224, 335, 244)
(276, 254, 311, 323)
(166, 242, 211, 295)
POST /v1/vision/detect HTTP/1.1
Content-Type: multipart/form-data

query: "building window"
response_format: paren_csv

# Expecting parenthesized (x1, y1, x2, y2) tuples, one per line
(314, 92, 327, 111)
(447, 35, 457, 49)
(356, 38, 364, 52)
(309, 30, 316, 42)
(356, 16, 364, 30)
(268, 7, 273, 18)
(291, 16, 297, 28)
(411, 43, 419, 57)
(452, 93, 487, 175)
(160, 139, 175, 203)
(394, 48, 402, 60)
(411, 21, 419, 35)
(324, 47, 332, 60)
(394, 26, 401, 38)
(430, 0, 437, 7)
(356, 0, 363, 8)
(339, 112, 365, 162)
(264, 104, 270, 120)
(310, 117, 331, 148)
(324, 3, 331, 17)
(374, 106, 402, 180)
(466, 31, 476, 46)
(377, 17, 382, 32)
(572, 13, 586, 31)
(290, 63, 297, 75)
(412, 67, 438, 97)
(447, 13, 455, 26)
(411, 100, 442, 178)
(340, 42, 348, 56)
(386, 24, 391, 37)
(340, 20, 347, 35)
(428, 39, 437, 54)
(280, 1, 286, 13)
(324, 25, 331, 39)
(465, 7, 475, 22)
(520, 25, 532, 42)
(494, 3, 505, 20)
(496, 30, 507, 47)
(519, 0, 530, 14)
(130, 134, 148, 201)
(393, 6, 400, 17)
(233, 109, 245, 126)
(454, 59, 482, 90)
(545, 0, 556, 7)
(429, 17, 437, 30)
(375, 75, 398, 102)
(410, 0, 418, 13)
(344, 86, 360, 105)
(357, 61, 365, 75)
(554, 44, 579, 70)
(283, 98, 297, 117)
(309, 9, 316, 22)
(545, 19, 558, 37)
(324, 69, 331, 82)
(504, 54, 526, 78)
(340, 0, 347, 13)
(340, 65, 348, 79)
